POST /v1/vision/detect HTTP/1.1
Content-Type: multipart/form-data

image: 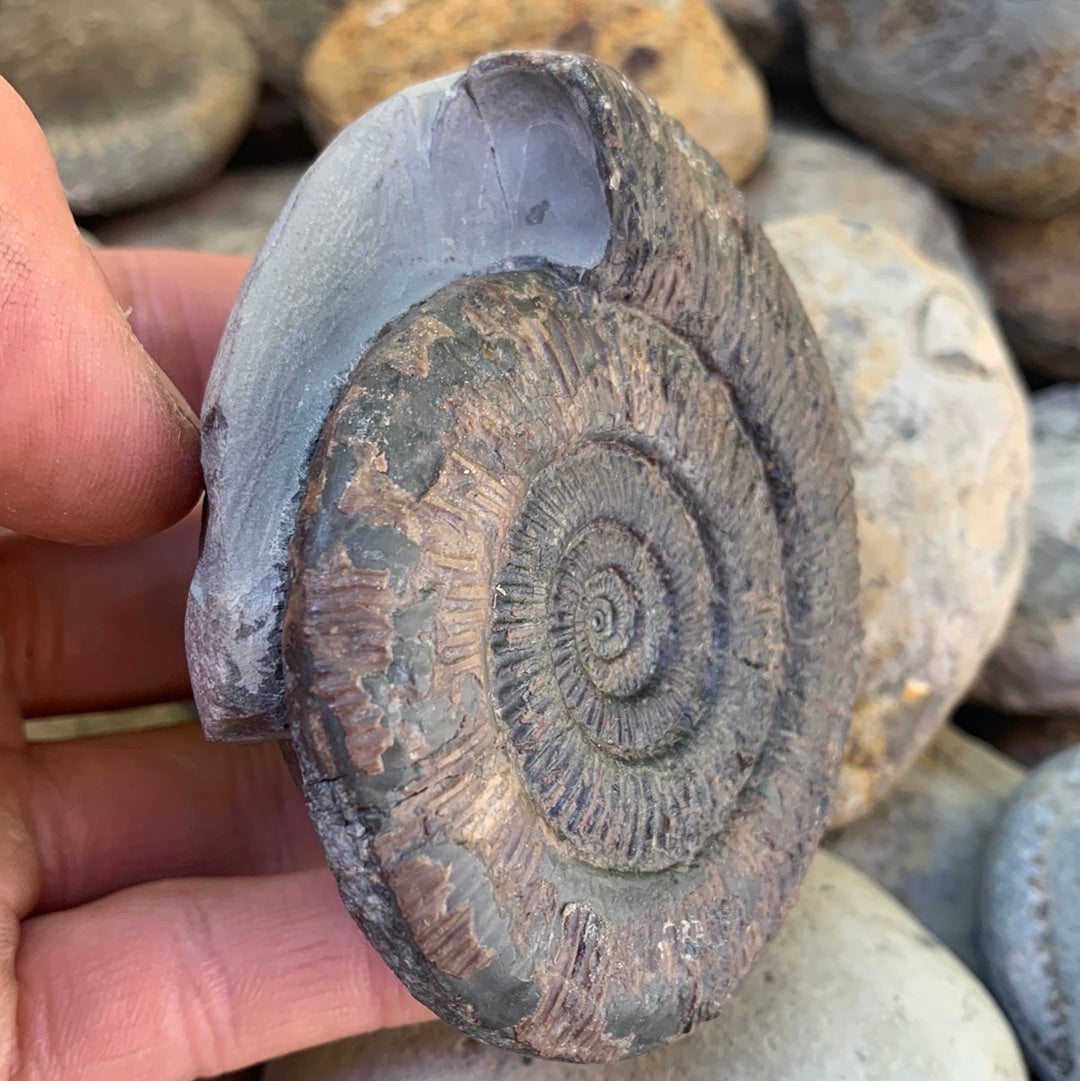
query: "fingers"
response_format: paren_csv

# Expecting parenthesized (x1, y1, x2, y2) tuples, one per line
(95, 249, 249, 415)
(27, 725, 324, 914)
(15, 870, 433, 1081)
(0, 78, 201, 544)
(1, 513, 198, 716)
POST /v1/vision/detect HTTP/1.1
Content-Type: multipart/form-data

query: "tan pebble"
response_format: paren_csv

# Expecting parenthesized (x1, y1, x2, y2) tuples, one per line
(301, 0, 770, 182)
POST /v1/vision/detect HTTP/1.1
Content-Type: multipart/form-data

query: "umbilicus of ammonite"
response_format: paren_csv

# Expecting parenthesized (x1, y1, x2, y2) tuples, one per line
(186, 52, 861, 1063)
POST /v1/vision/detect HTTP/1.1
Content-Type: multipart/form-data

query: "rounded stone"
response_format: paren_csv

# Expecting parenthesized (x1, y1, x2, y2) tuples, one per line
(210, 0, 347, 92)
(300, 0, 770, 183)
(981, 744, 1080, 1081)
(96, 164, 308, 255)
(262, 852, 1028, 1081)
(974, 384, 1080, 717)
(743, 122, 973, 277)
(797, 0, 1080, 218)
(965, 207, 1080, 382)
(827, 725, 1025, 978)
(766, 214, 1031, 826)
(0, 0, 260, 216)
(706, 0, 804, 81)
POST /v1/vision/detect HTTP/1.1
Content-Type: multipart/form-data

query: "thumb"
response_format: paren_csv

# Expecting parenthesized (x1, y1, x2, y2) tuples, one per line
(0, 76, 202, 545)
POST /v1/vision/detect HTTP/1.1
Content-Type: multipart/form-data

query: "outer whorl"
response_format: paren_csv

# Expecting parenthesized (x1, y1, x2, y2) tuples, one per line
(188, 52, 860, 1063)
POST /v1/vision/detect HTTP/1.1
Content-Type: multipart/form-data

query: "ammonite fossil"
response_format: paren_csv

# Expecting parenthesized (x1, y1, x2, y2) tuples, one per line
(187, 52, 860, 1062)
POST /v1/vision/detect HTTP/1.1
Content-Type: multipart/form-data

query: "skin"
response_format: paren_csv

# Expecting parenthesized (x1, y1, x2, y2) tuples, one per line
(0, 75, 430, 1081)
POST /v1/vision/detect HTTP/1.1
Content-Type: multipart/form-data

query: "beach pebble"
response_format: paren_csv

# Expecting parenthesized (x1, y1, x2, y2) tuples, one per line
(974, 384, 1080, 717)
(744, 122, 972, 276)
(767, 214, 1031, 826)
(262, 852, 1027, 1081)
(707, 0, 804, 81)
(966, 206, 1080, 382)
(300, 0, 770, 183)
(797, 0, 1080, 217)
(827, 725, 1025, 977)
(0, 0, 259, 215)
(211, 0, 346, 92)
(982, 744, 1080, 1081)
(96, 164, 308, 255)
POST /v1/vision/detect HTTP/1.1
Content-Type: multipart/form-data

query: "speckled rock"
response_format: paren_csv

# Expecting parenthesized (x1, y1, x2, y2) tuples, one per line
(965, 207, 1080, 381)
(982, 744, 1080, 1081)
(744, 122, 972, 276)
(798, 0, 1080, 218)
(766, 215, 1031, 826)
(211, 0, 346, 92)
(0, 0, 260, 216)
(96, 164, 308, 255)
(974, 384, 1080, 717)
(301, 0, 770, 183)
(707, 0, 804, 81)
(828, 725, 1025, 977)
(263, 852, 1026, 1081)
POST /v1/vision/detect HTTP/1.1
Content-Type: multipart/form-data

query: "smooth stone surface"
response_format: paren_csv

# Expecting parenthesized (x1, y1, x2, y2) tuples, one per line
(96, 164, 308, 255)
(0, 0, 259, 216)
(707, 0, 804, 81)
(767, 214, 1031, 826)
(966, 206, 1080, 381)
(828, 725, 1025, 978)
(744, 122, 972, 276)
(263, 851, 1027, 1081)
(974, 384, 1080, 717)
(798, 0, 1080, 218)
(301, 0, 770, 183)
(212, 0, 346, 91)
(982, 744, 1080, 1081)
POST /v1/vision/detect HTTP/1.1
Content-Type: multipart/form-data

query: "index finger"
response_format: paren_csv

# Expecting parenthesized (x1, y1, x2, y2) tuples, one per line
(0, 76, 201, 545)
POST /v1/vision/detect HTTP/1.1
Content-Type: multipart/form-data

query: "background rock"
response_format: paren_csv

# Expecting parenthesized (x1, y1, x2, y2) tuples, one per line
(263, 852, 1027, 1081)
(0, 0, 259, 216)
(958, 706, 1080, 770)
(982, 744, 1080, 1081)
(767, 214, 1030, 826)
(212, 0, 347, 92)
(96, 164, 307, 255)
(974, 384, 1080, 717)
(965, 206, 1080, 382)
(827, 725, 1025, 977)
(300, 0, 770, 183)
(743, 122, 972, 276)
(797, 0, 1080, 218)
(707, 0, 805, 81)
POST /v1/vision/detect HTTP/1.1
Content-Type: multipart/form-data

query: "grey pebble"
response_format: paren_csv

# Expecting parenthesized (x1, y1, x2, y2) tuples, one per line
(965, 206, 1080, 382)
(0, 0, 260, 216)
(975, 384, 1080, 718)
(797, 0, 1080, 218)
(982, 744, 1080, 1081)
(743, 121, 974, 278)
(96, 164, 309, 256)
(262, 852, 1027, 1081)
(827, 724, 1025, 978)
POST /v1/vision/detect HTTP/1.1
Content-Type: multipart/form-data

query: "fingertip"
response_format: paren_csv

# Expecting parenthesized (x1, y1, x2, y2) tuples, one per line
(0, 82, 203, 544)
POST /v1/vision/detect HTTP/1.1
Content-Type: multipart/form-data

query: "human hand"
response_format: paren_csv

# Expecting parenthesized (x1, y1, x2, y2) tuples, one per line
(0, 77, 430, 1081)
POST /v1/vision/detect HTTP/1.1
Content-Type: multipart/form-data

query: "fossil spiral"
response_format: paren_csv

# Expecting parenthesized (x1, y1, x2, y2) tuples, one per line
(187, 51, 861, 1062)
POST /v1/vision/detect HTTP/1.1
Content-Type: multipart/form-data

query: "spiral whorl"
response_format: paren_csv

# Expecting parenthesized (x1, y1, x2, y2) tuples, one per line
(221, 51, 864, 1065)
